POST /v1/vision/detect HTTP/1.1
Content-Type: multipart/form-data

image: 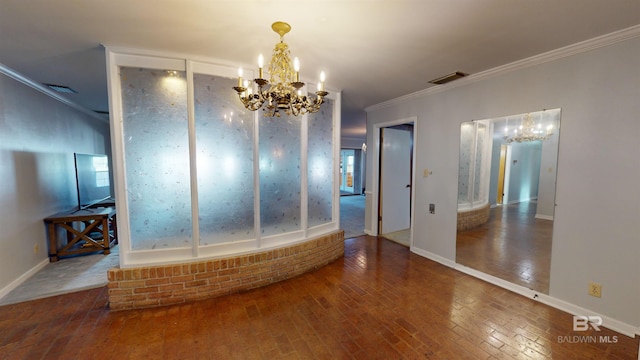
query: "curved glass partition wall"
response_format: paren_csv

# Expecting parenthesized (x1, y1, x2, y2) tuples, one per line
(458, 120, 493, 212)
(106, 50, 340, 267)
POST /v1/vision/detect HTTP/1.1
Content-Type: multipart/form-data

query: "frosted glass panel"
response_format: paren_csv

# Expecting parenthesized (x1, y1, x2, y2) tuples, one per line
(307, 99, 334, 227)
(458, 120, 492, 209)
(473, 123, 486, 202)
(259, 114, 301, 236)
(120, 67, 192, 250)
(458, 122, 474, 205)
(193, 74, 255, 244)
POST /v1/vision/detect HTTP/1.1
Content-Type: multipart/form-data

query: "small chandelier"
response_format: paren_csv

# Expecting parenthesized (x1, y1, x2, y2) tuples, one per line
(504, 112, 553, 143)
(233, 21, 328, 117)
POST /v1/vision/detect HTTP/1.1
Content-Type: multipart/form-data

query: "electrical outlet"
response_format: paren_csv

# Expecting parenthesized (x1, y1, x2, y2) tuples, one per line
(33, 243, 39, 254)
(588, 282, 602, 298)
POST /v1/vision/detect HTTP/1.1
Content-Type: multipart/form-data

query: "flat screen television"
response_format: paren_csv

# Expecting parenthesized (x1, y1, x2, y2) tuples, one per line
(74, 153, 112, 209)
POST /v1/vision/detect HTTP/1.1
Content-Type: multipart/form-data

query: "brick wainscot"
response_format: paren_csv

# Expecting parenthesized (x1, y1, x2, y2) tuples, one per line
(107, 231, 344, 310)
(457, 203, 490, 231)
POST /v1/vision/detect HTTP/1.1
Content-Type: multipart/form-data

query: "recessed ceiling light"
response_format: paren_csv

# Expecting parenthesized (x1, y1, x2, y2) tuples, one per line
(44, 83, 77, 93)
(428, 71, 468, 85)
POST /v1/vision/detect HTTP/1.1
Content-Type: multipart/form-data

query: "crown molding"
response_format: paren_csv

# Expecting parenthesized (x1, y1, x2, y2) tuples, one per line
(366, 25, 640, 113)
(0, 63, 108, 123)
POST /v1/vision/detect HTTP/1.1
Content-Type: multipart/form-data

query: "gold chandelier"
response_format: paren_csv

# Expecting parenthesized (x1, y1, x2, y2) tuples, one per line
(504, 113, 553, 143)
(233, 21, 328, 117)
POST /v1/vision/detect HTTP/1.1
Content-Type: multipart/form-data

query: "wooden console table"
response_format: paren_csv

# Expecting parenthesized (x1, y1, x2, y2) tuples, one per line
(44, 207, 117, 262)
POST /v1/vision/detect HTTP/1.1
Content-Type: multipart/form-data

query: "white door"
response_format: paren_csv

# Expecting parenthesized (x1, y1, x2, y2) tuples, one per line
(380, 127, 411, 234)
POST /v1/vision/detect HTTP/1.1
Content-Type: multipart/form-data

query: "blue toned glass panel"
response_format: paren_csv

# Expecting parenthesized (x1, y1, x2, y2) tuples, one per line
(473, 122, 486, 203)
(458, 122, 474, 206)
(193, 73, 255, 244)
(307, 98, 334, 228)
(259, 114, 301, 236)
(120, 67, 192, 250)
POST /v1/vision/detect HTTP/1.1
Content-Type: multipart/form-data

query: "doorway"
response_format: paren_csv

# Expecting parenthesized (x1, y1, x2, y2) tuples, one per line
(340, 149, 355, 194)
(377, 123, 414, 247)
(340, 149, 364, 196)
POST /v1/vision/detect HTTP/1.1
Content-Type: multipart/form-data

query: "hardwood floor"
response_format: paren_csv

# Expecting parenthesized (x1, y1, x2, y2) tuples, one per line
(1, 236, 637, 359)
(456, 201, 552, 294)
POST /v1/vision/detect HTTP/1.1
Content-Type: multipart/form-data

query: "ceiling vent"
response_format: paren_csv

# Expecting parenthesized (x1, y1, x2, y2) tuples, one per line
(428, 71, 468, 85)
(44, 83, 77, 93)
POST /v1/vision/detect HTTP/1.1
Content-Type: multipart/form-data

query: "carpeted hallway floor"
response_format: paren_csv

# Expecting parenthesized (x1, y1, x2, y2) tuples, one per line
(339, 194, 366, 239)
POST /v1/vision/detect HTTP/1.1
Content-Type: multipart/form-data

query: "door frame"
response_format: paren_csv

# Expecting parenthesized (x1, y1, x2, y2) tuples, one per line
(370, 117, 417, 247)
(496, 144, 507, 205)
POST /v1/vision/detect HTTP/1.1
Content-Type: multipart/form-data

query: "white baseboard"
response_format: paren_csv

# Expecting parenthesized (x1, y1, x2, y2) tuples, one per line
(410, 247, 456, 268)
(364, 229, 375, 236)
(410, 247, 639, 338)
(455, 265, 638, 337)
(535, 214, 554, 221)
(0, 258, 49, 300)
(534, 292, 639, 338)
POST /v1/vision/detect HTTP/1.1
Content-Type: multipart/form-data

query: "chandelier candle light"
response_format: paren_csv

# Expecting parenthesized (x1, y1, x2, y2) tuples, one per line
(503, 112, 553, 143)
(233, 21, 329, 117)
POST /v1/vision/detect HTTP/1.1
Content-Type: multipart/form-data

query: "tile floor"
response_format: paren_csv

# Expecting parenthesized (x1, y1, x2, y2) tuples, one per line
(0, 246, 120, 306)
(380, 229, 410, 247)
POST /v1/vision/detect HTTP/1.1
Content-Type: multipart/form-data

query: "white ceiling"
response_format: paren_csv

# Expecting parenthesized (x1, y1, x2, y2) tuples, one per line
(1, 0, 639, 139)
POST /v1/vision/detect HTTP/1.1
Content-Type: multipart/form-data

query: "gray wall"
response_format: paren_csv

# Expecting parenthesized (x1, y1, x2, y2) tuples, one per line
(506, 141, 542, 204)
(365, 36, 640, 330)
(536, 116, 560, 219)
(0, 71, 110, 292)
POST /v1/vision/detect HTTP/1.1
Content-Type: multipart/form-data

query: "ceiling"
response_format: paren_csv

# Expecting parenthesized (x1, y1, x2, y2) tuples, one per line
(1, 1, 639, 140)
